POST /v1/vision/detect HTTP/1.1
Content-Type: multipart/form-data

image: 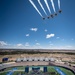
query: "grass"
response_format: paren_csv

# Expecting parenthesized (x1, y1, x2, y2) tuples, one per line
(5, 66, 25, 71)
(59, 67, 74, 75)
(0, 72, 7, 75)
(13, 71, 25, 75)
(47, 66, 60, 75)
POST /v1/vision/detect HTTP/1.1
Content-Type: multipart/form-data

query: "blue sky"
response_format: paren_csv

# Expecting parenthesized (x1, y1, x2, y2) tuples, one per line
(0, 0, 75, 49)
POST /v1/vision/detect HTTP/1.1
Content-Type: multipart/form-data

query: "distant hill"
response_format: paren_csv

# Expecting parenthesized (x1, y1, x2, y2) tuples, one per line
(0, 49, 75, 55)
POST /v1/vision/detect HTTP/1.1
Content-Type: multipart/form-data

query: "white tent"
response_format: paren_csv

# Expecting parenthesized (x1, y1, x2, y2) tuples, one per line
(23, 58, 27, 61)
(34, 57, 38, 61)
(16, 58, 21, 62)
(45, 58, 49, 61)
(39, 57, 44, 61)
(29, 58, 32, 61)
(49, 58, 55, 62)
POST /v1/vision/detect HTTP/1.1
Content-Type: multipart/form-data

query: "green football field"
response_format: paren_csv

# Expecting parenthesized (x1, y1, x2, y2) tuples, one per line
(0, 66, 74, 75)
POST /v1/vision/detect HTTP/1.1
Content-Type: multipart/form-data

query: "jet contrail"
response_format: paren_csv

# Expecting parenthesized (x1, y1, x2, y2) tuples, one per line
(50, 0, 56, 12)
(58, 0, 60, 9)
(44, 0, 51, 14)
(29, 0, 43, 17)
(37, 0, 47, 16)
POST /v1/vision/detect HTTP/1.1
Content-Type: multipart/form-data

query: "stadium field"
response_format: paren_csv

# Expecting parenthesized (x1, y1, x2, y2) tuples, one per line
(0, 66, 74, 75)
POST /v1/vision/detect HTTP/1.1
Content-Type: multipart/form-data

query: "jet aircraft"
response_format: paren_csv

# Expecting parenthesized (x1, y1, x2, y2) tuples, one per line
(59, 10, 62, 13)
(55, 13, 57, 16)
(47, 16, 50, 19)
(51, 14, 54, 18)
(43, 17, 45, 20)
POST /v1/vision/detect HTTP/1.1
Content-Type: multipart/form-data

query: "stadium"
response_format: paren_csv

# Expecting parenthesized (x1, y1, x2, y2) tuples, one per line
(0, 56, 75, 75)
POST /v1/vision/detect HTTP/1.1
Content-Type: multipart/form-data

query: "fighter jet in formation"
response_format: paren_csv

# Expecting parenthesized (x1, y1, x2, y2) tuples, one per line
(42, 9, 62, 20)
(55, 13, 57, 16)
(48, 14, 54, 19)
(59, 10, 62, 13)
(42, 17, 45, 20)
(51, 14, 54, 18)
(42, 14, 54, 20)
(29, 0, 62, 20)
(43, 16, 50, 20)
(47, 16, 50, 19)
